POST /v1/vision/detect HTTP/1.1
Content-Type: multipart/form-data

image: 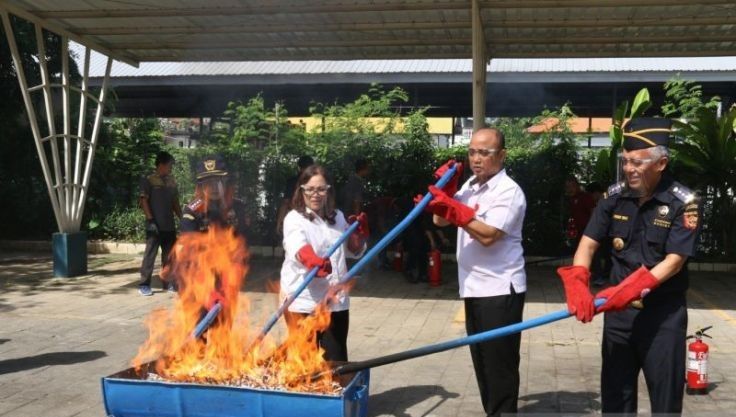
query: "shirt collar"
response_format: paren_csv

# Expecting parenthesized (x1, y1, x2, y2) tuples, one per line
(651, 174, 675, 204)
(469, 168, 506, 193)
(620, 173, 674, 203)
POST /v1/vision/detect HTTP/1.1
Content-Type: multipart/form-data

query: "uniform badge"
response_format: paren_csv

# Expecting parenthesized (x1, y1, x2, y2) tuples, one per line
(657, 205, 669, 217)
(613, 237, 625, 251)
(204, 159, 216, 172)
(683, 203, 699, 230)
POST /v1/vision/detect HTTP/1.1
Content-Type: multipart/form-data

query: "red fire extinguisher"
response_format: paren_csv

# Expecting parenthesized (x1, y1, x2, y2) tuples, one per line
(428, 249, 442, 287)
(686, 325, 712, 395)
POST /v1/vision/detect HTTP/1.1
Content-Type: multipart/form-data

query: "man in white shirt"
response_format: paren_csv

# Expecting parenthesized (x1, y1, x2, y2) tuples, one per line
(429, 128, 527, 417)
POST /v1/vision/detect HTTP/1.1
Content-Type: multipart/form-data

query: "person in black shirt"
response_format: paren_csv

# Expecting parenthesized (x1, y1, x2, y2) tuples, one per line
(557, 117, 702, 414)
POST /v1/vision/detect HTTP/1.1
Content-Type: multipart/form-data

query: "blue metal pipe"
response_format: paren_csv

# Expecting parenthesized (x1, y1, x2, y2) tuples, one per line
(337, 163, 458, 285)
(191, 221, 358, 342)
(191, 302, 222, 339)
(327, 298, 607, 376)
(250, 162, 457, 346)
(252, 221, 360, 343)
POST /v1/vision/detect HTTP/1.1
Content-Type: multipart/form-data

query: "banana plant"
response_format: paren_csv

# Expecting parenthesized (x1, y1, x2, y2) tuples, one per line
(671, 105, 736, 257)
(596, 88, 652, 184)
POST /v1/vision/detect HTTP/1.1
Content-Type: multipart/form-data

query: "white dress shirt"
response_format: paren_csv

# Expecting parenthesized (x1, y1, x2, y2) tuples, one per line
(455, 168, 527, 298)
(280, 208, 365, 313)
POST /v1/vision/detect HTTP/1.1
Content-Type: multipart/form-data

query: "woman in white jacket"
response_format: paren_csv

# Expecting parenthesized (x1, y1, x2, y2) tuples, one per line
(280, 164, 368, 361)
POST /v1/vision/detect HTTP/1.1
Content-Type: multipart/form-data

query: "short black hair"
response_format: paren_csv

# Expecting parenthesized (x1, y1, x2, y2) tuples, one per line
(297, 155, 314, 170)
(155, 151, 174, 166)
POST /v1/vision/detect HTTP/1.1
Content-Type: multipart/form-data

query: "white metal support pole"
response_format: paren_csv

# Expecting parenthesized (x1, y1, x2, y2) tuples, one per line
(471, 0, 487, 132)
(3, 9, 115, 234)
(71, 47, 90, 223)
(74, 56, 112, 230)
(35, 23, 68, 231)
(1, 10, 63, 231)
(61, 37, 72, 224)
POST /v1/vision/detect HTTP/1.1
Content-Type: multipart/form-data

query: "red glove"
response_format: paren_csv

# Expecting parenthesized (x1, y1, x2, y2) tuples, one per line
(556, 266, 595, 323)
(595, 266, 659, 313)
(434, 160, 463, 196)
(297, 244, 332, 278)
(347, 212, 370, 240)
(423, 185, 475, 227)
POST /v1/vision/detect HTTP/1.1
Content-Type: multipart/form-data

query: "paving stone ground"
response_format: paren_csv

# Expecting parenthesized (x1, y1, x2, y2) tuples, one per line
(0, 250, 735, 416)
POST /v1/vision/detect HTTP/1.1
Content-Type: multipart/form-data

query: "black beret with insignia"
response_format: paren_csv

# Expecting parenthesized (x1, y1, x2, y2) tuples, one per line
(622, 117, 672, 151)
(196, 155, 229, 181)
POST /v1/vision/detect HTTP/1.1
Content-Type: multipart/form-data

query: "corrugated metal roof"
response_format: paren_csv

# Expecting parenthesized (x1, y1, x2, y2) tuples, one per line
(70, 42, 736, 79)
(5, 0, 736, 65)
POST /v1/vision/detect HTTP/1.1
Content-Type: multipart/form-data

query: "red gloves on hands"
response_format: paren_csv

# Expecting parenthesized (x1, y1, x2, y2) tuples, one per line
(347, 212, 369, 252)
(422, 185, 475, 227)
(434, 160, 464, 196)
(596, 266, 659, 313)
(347, 212, 370, 240)
(297, 244, 332, 278)
(556, 266, 595, 323)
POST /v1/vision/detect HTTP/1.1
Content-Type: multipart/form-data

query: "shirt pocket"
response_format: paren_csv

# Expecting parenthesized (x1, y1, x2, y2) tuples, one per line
(645, 226, 668, 254)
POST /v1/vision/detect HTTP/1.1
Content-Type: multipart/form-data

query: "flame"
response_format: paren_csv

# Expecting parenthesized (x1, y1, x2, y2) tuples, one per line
(131, 224, 339, 393)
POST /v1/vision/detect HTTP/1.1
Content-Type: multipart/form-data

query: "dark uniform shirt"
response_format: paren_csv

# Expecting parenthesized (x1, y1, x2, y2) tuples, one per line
(140, 173, 179, 231)
(181, 197, 249, 239)
(583, 174, 701, 293)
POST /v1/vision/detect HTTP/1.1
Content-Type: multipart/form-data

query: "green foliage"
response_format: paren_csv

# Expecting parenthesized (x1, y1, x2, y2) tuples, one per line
(671, 106, 736, 258)
(90, 206, 145, 241)
(505, 114, 582, 255)
(661, 75, 720, 120)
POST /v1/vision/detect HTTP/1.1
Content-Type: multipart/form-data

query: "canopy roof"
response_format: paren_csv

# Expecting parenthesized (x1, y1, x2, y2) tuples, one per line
(4, 0, 736, 66)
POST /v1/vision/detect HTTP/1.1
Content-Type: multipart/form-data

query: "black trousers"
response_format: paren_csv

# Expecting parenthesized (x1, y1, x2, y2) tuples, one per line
(464, 287, 526, 417)
(139, 230, 176, 288)
(601, 292, 687, 415)
(285, 309, 350, 362)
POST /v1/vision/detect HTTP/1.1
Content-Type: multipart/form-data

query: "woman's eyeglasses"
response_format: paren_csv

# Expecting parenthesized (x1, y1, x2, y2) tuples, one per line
(301, 185, 331, 196)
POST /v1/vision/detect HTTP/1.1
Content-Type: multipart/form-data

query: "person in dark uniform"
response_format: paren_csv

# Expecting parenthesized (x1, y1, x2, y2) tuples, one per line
(139, 151, 182, 296)
(557, 117, 702, 415)
(180, 155, 248, 237)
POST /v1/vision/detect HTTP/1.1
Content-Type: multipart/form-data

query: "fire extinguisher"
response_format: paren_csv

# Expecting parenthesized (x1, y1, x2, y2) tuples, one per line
(686, 325, 712, 395)
(392, 248, 404, 272)
(428, 249, 442, 287)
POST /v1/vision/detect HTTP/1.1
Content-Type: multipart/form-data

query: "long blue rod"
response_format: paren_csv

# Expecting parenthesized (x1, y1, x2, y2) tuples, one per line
(327, 298, 607, 376)
(251, 221, 360, 344)
(191, 302, 222, 339)
(253, 162, 457, 346)
(337, 163, 458, 285)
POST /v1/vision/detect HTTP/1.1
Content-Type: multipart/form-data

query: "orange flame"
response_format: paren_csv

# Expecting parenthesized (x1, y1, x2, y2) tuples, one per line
(132, 224, 339, 393)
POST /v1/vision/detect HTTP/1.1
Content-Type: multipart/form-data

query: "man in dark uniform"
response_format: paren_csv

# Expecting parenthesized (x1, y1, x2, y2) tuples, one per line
(139, 151, 182, 296)
(557, 117, 702, 415)
(181, 155, 248, 237)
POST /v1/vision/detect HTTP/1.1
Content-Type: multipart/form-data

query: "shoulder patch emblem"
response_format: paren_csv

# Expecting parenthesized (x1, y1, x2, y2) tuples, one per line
(683, 202, 699, 230)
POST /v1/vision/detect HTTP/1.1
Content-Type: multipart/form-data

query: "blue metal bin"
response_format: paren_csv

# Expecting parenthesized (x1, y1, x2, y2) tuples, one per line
(101, 363, 369, 417)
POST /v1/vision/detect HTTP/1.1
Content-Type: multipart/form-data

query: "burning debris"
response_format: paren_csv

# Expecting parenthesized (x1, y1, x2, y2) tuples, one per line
(131, 224, 341, 395)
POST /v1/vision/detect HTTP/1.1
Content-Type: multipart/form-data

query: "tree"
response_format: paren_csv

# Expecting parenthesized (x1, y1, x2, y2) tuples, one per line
(671, 106, 736, 259)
